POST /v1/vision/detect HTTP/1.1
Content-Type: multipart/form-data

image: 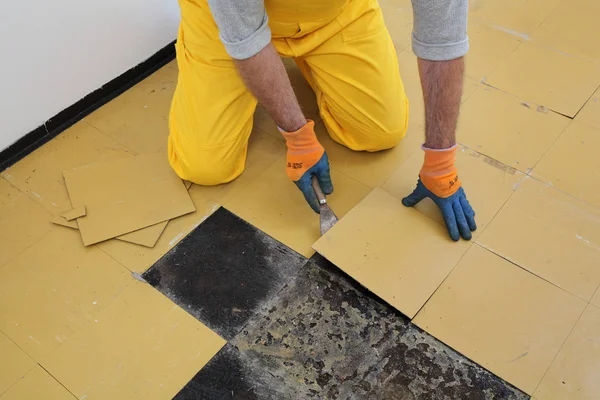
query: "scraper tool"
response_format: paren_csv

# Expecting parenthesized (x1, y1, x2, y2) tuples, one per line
(311, 176, 338, 235)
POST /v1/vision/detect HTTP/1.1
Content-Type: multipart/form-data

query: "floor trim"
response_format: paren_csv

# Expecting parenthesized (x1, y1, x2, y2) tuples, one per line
(0, 40, 176, 172)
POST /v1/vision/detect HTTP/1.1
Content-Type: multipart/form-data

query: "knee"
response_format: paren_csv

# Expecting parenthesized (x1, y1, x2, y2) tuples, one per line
(184, 161, 243, 186)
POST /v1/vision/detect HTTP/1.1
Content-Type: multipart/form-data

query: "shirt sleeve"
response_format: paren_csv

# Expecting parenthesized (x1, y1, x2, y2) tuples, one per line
(207, 0, 271, 60)
(410, 0, 469, 61)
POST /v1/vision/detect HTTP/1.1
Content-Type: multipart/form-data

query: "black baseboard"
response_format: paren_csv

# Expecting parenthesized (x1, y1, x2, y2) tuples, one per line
(0, 40, 176, 172)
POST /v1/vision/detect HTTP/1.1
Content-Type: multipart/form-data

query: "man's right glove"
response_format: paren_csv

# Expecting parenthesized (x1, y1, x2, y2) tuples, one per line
(281, 120, 333, 213)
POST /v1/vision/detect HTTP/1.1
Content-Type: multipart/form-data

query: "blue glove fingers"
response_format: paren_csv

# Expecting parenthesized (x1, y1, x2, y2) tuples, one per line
(452, 198, 472, 240)
(293, 174, 321, 214)
(459, 191, 477, 232)
(440, 201, 460, 241)
(402, 181, 427, 207)
(315, 153, 334, 195)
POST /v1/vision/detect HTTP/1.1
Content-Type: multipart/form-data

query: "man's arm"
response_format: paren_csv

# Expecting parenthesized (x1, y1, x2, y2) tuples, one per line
(235, 43, 306, 132)
(403, 0, 476, 241)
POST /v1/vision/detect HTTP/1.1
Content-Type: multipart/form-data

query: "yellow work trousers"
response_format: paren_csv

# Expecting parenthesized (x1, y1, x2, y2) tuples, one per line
(168, 0, 409, 185)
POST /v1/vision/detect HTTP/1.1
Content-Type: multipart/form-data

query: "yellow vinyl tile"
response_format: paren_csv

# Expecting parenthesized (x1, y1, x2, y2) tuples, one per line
(84, 61, 177, 154)
(381, 145, 526, 238)
(0, 332, 35, 396)
(313, 188, 471, 318)
(0, 121, 132, 214)
(99, 186, 220, 273)
(485, 42, 600, 117)
(575, 87, 600, 131)
(592, 289, 600, 309)
(42, 280, 225, 400)
(315, 119, 423, 188)
(222, 155, 371, 258)
(0, 228, 131, 362)
(478, 177, 600, 302)
(466, 23, 523, 81)
(534, 304, 600, 400)
(532, 0, 600, 62)
(458, 86, 571, 171)
(0, 179, 53, 269)
(62, 153, 195, 246)
(532, 121, 600, 207)
(414, 245, 586, 394)
(0, 366, 75, 400)
(378, 0, 413, 51)
(469, 0, 562, 35)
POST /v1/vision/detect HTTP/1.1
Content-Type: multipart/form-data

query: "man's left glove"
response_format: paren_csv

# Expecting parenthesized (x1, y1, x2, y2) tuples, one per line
(281, 120, 333, 213)
(402, 145, 476, 241)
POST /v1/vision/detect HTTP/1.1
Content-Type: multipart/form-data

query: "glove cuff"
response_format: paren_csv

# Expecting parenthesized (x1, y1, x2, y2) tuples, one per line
(419, 144, 461, 198)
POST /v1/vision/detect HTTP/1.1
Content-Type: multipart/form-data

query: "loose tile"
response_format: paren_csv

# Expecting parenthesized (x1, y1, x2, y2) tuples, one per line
(414, 245, 586, 394)
(532, 0, 600, 61)
(313, 188, 471, 318)
(0, 121, 132, 214)
(466, 23, 523, 81)
(42, 280, 225, 400)
(0, 332, 35, 395)
(478, 177, 600, 301)
(485, 42, 600, 117)
(469, 0, 562, 35)
(144, 207, 306, 340)
(99, 185, 220, 273)
(0, 228, 131, 361)
(382, 145, 526, 237)
(176, 260, 527, 399)
(63, 153, 195, 245)
(532, 121, 600, 207)
(60, 206, 86, 221)
(84, 61, 177, 154)
(534, 304, 600, 399)
(458, 86, 571, 171)
(575, 87, 600, 131)
(0, 179, 53, 268)
(223, 154, 371, 258)
(314, 119, 423, 188)
(0, 366, 75, 400)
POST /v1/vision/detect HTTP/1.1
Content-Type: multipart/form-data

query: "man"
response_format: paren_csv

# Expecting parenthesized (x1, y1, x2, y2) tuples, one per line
(167, 0, 477, 241)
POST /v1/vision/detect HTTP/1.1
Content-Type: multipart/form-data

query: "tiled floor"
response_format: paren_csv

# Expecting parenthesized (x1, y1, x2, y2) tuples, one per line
(1, 0, 599, 398)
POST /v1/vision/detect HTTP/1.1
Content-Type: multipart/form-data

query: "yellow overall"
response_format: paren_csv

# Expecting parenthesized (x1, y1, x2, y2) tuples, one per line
(168, 0, 409, 185)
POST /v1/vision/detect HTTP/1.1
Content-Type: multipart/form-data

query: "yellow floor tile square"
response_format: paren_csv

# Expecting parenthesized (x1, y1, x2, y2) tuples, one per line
(0, 332, 35, 395)
(378, 0, 413, 51)
(466, 23, 522, 81)
(532, 0, 600, 62)
(84, 61, 177, 154)
(478, 177, 600, 301)
(469, 0, 562, 35)
(485, 42, 600, 117)
(223, 155, 371, 258)
(575, 87, 600, 131)
(313, 188, 471, 318)
(0, 228, 131, 361)
(99, 188, 220, 274)
(0, 121, 132, 214)
(532, 121, 600, 207)
(534, 304, 600, 400)
(0, 179, 53, 268)
(414, 245, 586, 394)
(314, 119, 423, 188)
(42, 280, 225, 400)
(0, 366, 75, 400)
(458, 86, 571, 171)
(382, 146, 526, 237)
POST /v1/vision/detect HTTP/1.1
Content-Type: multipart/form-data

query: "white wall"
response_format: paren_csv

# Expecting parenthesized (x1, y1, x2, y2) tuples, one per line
(0, 0, 180, 151)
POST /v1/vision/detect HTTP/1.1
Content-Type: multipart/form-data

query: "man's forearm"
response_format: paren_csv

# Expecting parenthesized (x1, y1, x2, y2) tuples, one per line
(235, 42, 306, 132)
(417, 57, 464, 149)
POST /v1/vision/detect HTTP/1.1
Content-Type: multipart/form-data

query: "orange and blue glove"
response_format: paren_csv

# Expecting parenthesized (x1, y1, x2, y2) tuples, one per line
(281, 120, 333, 213)
(402, 145, 476, 241)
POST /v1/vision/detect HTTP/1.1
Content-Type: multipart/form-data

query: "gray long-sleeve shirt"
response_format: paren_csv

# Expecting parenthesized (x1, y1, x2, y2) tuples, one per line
(207, 0, 468, 61)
